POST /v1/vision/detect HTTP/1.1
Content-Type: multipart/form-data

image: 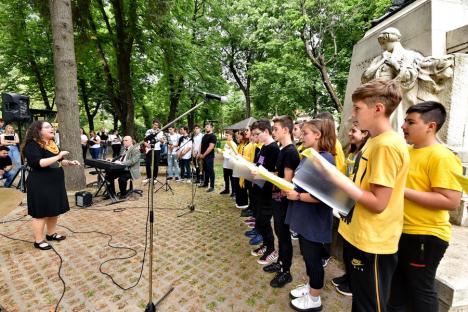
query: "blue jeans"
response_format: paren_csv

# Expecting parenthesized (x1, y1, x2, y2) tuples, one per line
(7, 145, 21, 182)
(180, 158, 191, 179)
(90, 147, 101, 159)
(167, 154, 180, 178)
(2, 170, 14, 187)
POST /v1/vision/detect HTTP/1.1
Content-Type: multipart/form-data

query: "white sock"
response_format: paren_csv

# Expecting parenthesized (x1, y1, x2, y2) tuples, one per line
(310, 295, 320, 302)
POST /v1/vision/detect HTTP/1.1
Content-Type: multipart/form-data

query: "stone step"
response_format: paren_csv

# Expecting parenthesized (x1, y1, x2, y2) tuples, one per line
(436, 225, 468, 312)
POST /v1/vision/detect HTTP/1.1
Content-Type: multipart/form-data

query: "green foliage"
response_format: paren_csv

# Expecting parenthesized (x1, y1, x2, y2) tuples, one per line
(0, 0, 391, 129)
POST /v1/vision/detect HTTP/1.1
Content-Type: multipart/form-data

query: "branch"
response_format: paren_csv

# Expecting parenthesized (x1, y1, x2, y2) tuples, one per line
(324, 31, 337, 66)
(96, 0, 114, 37)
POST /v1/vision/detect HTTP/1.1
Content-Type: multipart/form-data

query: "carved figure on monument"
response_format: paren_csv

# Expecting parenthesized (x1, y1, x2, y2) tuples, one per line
(371, 0, 416, 26)
(362, 27, 455, 128)
(362, 27, 422, 108)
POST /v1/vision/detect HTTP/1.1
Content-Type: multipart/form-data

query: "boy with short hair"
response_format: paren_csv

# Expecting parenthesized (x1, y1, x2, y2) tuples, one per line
(264, 115, 301, 288)
(250, 119, 280, 265)
(388, 101, 462, 311)
(328, 79, 409, 311)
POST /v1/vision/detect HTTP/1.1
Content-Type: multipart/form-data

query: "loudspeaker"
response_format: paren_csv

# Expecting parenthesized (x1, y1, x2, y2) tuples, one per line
(75, 191, 93, 207)
(2, 93, 31, 122)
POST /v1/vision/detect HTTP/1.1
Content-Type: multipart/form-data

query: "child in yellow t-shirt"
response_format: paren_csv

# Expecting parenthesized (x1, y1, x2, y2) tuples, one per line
(388, 101, 463, 311)
(322, 79, 409, 311)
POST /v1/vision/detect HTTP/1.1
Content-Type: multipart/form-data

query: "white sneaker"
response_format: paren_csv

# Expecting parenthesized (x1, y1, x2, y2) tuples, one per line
(185, 179, 192, 184)
(142, 178, 149, 185)
(235, 204, 249, 209)
(257, 250, 278, 265)
(251, 245, 267, 257)
(290, 283, 310, 299)
(290, 293, 322, 311)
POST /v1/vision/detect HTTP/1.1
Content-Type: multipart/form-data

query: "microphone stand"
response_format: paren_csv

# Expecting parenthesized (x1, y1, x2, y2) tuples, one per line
(144, 99, 212, 312)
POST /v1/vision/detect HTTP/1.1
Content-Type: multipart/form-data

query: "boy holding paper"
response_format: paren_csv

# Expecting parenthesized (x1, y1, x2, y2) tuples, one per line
(262, 115, 301, 288)
(249, 119, 280, 266)
(388, 101, 463, 311)
(328, 79, 409, 311)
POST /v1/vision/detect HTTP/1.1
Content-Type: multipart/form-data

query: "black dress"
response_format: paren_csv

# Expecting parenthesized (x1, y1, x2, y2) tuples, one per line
(24, 141, 70, 218)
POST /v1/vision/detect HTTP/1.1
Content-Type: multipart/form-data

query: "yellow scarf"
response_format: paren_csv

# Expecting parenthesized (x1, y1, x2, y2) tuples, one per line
(42, 140, 59, 155)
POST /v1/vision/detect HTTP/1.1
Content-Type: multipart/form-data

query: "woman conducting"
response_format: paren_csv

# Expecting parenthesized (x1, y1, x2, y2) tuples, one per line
(23, 121, 80, 250)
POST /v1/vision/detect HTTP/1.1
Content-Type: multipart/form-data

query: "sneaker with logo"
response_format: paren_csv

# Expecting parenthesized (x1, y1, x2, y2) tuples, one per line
(270, 271, 292, 288)
(251, 245, 267, 257)
(335, 283, 352, 297)
(290, 293, 322, 311)
(322, 257, 331, 268)
(331, 274, 348, 287)
(263, 262, 282, 273)
(257, 250, 278, 265)
(290, 283, 310, 299)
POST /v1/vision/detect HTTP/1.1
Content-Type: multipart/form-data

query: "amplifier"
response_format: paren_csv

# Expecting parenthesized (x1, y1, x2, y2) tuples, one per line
(75, 191, 93, 207)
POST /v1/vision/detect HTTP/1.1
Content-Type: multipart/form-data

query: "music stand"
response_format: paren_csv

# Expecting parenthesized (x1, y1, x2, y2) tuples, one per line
(177, 166, 209, 217)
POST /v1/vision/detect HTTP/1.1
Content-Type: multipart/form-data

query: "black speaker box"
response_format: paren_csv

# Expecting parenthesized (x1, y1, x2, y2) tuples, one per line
(75, 191, 93, 207)
(2, 92, 31, 122)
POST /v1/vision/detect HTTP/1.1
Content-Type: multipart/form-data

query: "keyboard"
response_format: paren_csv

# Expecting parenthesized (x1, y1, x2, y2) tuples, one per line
(84, 159, 126, 172)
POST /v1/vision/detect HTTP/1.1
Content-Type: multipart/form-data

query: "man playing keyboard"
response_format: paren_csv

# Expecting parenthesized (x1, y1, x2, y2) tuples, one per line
(105, 136, 141, 199)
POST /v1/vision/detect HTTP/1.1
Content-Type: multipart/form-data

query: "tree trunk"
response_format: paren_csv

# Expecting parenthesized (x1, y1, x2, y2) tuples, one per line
(49, 0, 86, 190)
(29, 56, 51, 110)
(317, 64, 343, 112)
(113, 0, 135, 137)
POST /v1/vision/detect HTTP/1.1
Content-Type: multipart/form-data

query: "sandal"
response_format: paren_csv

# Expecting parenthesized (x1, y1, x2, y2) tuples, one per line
(34, 241, 52, 250)
(46, 233, 66, 241)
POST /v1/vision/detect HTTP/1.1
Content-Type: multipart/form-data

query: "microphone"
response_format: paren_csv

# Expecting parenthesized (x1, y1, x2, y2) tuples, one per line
(198, 91, 229, 103)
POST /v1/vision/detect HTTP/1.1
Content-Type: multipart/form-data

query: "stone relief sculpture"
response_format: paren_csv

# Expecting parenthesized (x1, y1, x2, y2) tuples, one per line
(362, 27, 455, 127)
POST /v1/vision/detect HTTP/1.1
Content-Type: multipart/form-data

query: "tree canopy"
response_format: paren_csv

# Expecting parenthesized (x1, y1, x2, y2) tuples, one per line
(0, 0, 391, 137)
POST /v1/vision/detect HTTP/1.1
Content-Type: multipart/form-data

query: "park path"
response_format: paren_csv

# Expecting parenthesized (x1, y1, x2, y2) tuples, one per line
(0, 170, 351, 312)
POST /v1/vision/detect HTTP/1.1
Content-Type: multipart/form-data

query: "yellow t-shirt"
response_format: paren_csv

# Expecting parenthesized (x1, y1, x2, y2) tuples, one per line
(335, 139, 346, 174)
(338, 131, 409, 254)
(403, 144, 462, 242)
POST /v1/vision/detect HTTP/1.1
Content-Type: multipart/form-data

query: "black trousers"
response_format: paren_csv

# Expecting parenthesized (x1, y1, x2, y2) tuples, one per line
(388, 234, 448, 312)
(272, 198, 293, 271)
(343, 240, 397, 312)
(298, 235, 328, 289)
(111, 144, 122, 158)
(145, 150, 160, 180)
(81, 145, 88, 160)
(254, 196, 274, 252)
(180, 158, 191, 179)
(202, 157, 215, 187)
(105, 171, 132, 196)
(222, 168, 234, 192)
(236, 180, 249, 207)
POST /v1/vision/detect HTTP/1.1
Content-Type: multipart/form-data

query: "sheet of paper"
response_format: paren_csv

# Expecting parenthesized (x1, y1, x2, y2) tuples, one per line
(256, 165, 294, 191)
(293, 148, 356, 216)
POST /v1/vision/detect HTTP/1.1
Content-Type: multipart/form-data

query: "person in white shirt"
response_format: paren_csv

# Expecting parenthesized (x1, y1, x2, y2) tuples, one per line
(80, 128, 88, 160)
(166, 126, 181, 180)
(108, 130, 122, 158)
(177, 126, 192, 182)
(191, 124, 203, 183)
(144, 119, 165, 183)
(88, 130, 101, 159)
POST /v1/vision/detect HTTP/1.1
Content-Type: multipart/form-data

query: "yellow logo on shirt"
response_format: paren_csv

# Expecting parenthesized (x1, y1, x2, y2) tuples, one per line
(351, 258, 363, 266)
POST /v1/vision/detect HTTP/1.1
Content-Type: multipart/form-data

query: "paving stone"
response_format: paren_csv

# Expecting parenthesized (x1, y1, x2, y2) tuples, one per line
(0, 169, 352, 311)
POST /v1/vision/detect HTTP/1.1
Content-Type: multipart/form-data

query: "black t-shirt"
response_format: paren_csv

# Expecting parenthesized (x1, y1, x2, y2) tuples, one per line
(276, 144, 301, 179)
(98, 132, 108, 142)
(200, 133, 217, 159)
(0, 155, 12, 170)
(254, 141, 280, 198)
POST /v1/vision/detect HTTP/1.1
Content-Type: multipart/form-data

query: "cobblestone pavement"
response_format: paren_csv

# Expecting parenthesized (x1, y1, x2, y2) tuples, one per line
(0, 174, 351, 311)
